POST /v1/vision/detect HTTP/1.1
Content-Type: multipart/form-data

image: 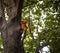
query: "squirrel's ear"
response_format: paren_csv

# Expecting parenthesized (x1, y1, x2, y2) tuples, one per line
(23, 20, 27, 23)
(20, 20, 28, 24)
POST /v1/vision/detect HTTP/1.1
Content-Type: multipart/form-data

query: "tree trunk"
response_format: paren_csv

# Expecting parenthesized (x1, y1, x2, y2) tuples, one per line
(0, 0, 24, 53)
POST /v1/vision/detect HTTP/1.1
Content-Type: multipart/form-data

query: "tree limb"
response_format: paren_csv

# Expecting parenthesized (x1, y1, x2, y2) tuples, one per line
(7, 0, 17, 23)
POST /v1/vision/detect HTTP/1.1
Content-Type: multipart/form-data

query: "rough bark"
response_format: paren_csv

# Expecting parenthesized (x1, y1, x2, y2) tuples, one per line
(0, 0, 24, 53)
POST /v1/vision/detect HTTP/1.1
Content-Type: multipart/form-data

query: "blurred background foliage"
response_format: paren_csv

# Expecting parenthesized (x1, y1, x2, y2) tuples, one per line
(0, 0, 60, 53)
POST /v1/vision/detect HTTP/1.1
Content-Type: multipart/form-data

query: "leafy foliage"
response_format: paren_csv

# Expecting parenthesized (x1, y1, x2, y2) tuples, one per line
(22, 0, 60, 53)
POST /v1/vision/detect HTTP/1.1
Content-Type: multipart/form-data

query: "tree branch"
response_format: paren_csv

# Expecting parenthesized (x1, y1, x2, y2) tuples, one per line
(7, 0, 17, 23)
(7, 0, 24, 23)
